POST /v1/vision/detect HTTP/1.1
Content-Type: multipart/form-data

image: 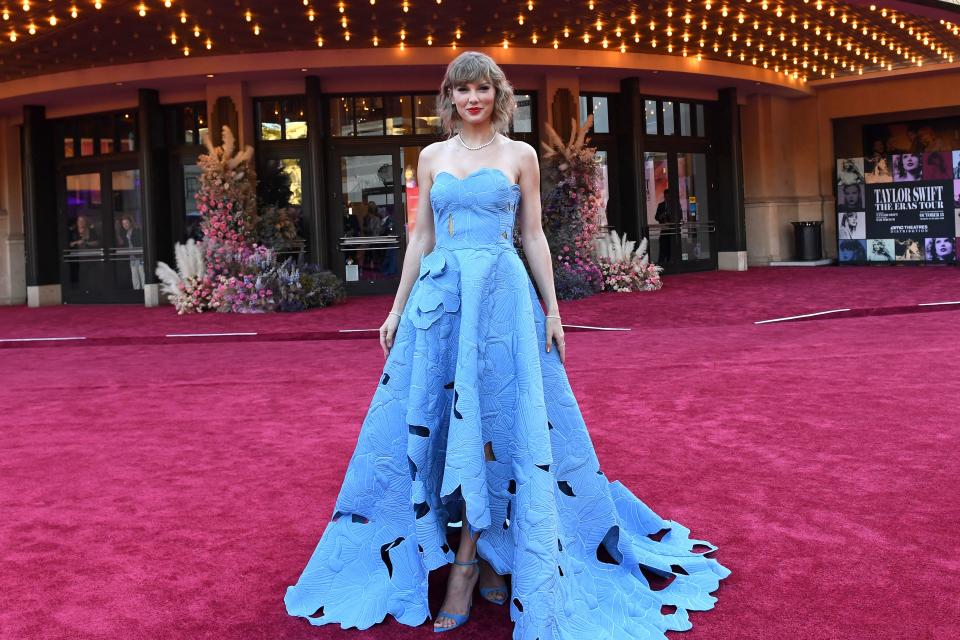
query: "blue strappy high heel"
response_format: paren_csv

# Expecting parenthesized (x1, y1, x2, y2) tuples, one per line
(434, 558, 478, 633)
(479, 581, 509, 606)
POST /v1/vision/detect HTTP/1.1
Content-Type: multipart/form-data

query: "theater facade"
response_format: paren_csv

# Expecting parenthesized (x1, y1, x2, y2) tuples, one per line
(1, 1, 959, 306)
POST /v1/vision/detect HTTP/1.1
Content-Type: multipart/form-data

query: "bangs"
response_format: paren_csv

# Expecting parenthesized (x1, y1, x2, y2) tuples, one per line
(447, 55, 495, 86)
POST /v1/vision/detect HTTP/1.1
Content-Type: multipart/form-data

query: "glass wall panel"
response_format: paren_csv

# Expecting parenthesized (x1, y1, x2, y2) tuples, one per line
(118, 112, 136, 152)
(591, 96, 610, 133)
(63, 173, 103, 291)
(677, 152, 711, 261)
(183, 163, 202, 241)
(679, 102, 692, 136)
(645, 99, 658, 135)
(339, 154, 399, 283)
(110, 169, 145, 291)
(258, 99, 283, 140)
(414, 94, 440, 134)
(695, 104, 706, 137)
(384, 96, 413, 135)
(596, 149, 610, 227)
(643, 151, 671, 264)
(258, 157, 307, 260)
(283, 97, 308, 139)
(513, 94, 533, 133)
(662, 101, 675, 135)
(356, 96, 385, 136)
(331, 97, 355, 136)
(182, 105, 197, 145)
(79, 118, 95, 156)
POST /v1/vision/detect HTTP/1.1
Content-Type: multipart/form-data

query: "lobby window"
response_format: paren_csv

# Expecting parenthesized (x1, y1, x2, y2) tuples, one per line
(662, 101, 676, 135)
(579, 94, 612, 134)
(58, 111, 138, 159)
(255, 96, 307, 141)
(165, 102, 208, 146)
(384, 96, 413, 135)
(414, 94, 440, 134)
(642, 97, 708, 138)
(356, 95, 386, 136)
(512, 94, 534, 133)
(645, 99, 658, 135)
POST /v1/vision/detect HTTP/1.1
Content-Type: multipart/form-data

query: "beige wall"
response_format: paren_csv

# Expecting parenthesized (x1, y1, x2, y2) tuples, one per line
(0, 115, 25, 305)
(741, 66, 960, 264)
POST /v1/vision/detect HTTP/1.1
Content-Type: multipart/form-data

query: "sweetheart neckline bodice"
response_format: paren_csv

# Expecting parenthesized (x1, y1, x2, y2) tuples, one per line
(431, 167, 521, 191)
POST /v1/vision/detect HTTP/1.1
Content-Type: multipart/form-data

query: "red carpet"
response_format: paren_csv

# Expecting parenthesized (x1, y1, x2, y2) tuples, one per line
(1, 267, 959, 639)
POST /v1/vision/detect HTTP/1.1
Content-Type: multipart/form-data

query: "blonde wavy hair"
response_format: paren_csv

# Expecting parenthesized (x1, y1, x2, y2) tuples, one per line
(436, 52, 516, 138)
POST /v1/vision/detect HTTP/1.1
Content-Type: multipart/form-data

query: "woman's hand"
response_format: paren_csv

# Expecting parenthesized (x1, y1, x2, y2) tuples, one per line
(379, 312, 401, 358)
(544, 316, 565, 364)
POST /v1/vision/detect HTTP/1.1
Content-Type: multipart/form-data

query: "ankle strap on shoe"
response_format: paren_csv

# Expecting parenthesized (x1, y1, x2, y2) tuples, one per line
(453, 558, 479, 566)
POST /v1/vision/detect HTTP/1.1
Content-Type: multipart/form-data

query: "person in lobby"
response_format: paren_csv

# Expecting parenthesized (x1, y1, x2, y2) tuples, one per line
(283, 50, 729, 637)
(68, 214, 99, 249)
(655, 187, 682, 264)
(116, 214, 145, 290)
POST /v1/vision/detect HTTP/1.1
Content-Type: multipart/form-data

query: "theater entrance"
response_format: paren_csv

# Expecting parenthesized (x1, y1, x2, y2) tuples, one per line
(329, 145, 424, 295)
(59, 165, 146, 303)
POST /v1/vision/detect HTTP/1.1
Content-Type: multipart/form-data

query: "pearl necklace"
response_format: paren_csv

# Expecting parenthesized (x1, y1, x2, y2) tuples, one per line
(456, 131, 498, 151)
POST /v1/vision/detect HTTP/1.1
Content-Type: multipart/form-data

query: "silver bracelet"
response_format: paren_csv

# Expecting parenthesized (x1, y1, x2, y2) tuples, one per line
(545, 314, 561, 319)
(388, 311, 402, 318)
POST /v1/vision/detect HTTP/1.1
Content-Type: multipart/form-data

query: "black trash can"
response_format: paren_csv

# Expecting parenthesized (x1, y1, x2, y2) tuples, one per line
(791, 221, 823, 261)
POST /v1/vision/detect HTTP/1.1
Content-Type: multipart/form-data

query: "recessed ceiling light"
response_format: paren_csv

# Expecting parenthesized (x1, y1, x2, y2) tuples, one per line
(206, 74, 214, 78)
(300, 67, 308, 71)
(115, 81, 124, 85)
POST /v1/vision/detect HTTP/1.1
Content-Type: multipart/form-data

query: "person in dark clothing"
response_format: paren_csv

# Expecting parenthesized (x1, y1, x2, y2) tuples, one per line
(654, 188, 682, 264)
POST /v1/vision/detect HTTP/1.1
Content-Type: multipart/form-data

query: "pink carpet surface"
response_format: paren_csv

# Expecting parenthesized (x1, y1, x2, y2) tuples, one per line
(1, 266, 959, 640)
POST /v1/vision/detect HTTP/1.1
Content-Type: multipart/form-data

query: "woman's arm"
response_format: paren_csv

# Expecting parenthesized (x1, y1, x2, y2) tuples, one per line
(515, 141, 565, 361)
(379, 146, 438, 357)
(388, 146, 437, 315)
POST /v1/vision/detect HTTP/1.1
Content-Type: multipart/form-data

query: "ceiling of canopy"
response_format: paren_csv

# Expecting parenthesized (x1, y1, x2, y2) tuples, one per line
(0, 1, 958, 84)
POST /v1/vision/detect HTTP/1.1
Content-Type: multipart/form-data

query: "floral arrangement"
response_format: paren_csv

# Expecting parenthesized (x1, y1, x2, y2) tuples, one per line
(155, 239, 217, 314)
(196, 126, 258, 278)
(537, 115, 605, 300)
(593, 230, 664, 292)
(273, 260, 347, 312)
(155, 125, 344, 314)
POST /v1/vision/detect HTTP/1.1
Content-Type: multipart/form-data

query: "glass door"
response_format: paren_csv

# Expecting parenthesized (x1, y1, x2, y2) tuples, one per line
(61, 172, 104, 300)
(676, 152, 715, 270)
(331, 146, 411, 294)
(257, 149, 311, 263)
(60, 166, 144, 303)
(643, 150, 717, 272)
(643, 151, 673, 266)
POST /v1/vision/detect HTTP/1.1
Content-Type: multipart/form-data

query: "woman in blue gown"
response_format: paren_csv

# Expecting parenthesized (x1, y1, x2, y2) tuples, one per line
(284, 51, 729, 638)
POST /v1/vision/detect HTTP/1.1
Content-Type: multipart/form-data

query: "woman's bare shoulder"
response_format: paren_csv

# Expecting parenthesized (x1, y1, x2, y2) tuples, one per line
(508, 138, 538, 162)
(416, 140, 451, 175)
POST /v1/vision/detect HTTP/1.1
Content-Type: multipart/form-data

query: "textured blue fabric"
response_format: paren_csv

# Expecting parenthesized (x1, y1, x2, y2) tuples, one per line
(284, 167, 730, 638)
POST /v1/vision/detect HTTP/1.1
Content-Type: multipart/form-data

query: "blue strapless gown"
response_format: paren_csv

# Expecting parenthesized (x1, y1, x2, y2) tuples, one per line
(284, 167, 729, 639)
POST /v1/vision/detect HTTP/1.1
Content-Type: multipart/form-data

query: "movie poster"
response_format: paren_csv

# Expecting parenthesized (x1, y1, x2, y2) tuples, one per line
(836, 153, 958, 264)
